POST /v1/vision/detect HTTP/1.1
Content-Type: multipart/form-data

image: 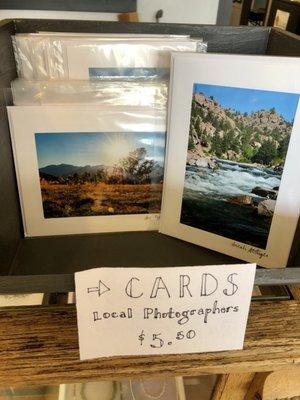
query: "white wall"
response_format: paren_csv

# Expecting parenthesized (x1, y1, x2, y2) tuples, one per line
(0, 0, 220, 24)
(138, 0, 220, 24)
(0, 10, 119, 21)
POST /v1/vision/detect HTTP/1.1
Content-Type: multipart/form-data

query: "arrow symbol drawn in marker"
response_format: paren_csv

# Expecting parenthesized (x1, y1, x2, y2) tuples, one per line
(87, 280, 110, 297)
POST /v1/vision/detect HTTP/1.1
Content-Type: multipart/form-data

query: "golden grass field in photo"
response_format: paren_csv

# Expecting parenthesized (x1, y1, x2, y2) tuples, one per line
(40, 179, 163, 218)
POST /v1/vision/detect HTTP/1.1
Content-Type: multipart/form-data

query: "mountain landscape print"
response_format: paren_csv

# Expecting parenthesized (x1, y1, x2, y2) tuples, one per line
(181, 83, 299, 249)
(35, 132, 165, 218)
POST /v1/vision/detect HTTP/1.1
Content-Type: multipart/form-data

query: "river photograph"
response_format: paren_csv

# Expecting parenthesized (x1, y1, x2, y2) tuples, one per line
(180, 83, 299, 249)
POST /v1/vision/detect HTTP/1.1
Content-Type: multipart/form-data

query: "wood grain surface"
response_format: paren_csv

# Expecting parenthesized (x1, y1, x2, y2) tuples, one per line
(260, 368, 300, 400)
(0, 300, 299, 387)
(267, 28, 300, 56)
(211, 373, 255, 400)
(211, 287, 300, 399)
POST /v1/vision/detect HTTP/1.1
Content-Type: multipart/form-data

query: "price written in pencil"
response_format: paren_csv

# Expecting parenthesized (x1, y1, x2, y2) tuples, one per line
(138, 329, 197, 349)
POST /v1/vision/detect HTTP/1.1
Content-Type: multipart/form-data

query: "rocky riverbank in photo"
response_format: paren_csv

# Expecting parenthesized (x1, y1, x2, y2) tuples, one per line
(186, 153, 281, 218)
(182, 155, 282, 248)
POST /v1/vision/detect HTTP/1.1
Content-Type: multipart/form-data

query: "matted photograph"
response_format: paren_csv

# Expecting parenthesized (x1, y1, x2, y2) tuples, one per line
(8, 106, 165, 237)
(160, 53, 300, 268)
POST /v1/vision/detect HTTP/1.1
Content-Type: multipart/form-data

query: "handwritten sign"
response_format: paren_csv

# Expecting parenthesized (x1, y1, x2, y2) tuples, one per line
(75, 264, 256, 360)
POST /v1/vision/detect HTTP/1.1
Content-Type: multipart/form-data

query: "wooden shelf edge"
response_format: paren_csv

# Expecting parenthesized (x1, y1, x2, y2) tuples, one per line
(0, 300, 299, 387)
(0, 268, 300, 294)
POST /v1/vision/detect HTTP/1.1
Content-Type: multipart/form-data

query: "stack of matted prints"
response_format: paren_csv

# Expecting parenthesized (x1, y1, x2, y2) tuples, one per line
(8, 33, 201, 237)
(12, 32, 203, 80)
(9, 33, 300, 268)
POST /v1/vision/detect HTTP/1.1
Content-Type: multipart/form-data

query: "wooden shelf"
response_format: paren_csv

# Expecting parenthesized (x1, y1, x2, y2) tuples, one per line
(0, 300, 299, 387)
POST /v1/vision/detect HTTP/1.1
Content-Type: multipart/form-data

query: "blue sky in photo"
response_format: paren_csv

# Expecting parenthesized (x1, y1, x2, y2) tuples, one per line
(35, 132, 165, 168)
(89, 67, 169, 79)
(193, 83, 299, 123)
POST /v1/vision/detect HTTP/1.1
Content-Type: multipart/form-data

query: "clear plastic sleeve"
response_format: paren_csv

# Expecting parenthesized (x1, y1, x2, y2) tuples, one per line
(13, 35, 51, 80)
(8, 103, 166, 236)
(197, 40, 208, 53)
(12, 34, 204, 81)
(10, 79, 168, 108)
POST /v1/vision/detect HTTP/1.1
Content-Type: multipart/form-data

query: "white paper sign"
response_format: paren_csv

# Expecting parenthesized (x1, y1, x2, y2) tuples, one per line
(75, 264, 256, 360)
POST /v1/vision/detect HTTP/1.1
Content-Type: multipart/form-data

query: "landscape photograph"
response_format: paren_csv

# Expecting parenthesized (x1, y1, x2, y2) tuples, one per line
(35, 131, 165, 218)
(181, 83, 299, 249)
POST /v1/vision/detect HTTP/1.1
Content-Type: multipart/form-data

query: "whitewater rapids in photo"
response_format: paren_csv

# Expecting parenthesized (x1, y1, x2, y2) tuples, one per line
(180, 160, 282, 249)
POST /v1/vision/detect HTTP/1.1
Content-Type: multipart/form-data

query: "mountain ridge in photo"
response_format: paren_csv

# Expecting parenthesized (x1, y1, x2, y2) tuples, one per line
(39, 163, 106, 178)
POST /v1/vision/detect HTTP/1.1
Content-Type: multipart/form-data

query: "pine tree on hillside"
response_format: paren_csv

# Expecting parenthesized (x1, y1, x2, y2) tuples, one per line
(252, 140, 277, 165)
